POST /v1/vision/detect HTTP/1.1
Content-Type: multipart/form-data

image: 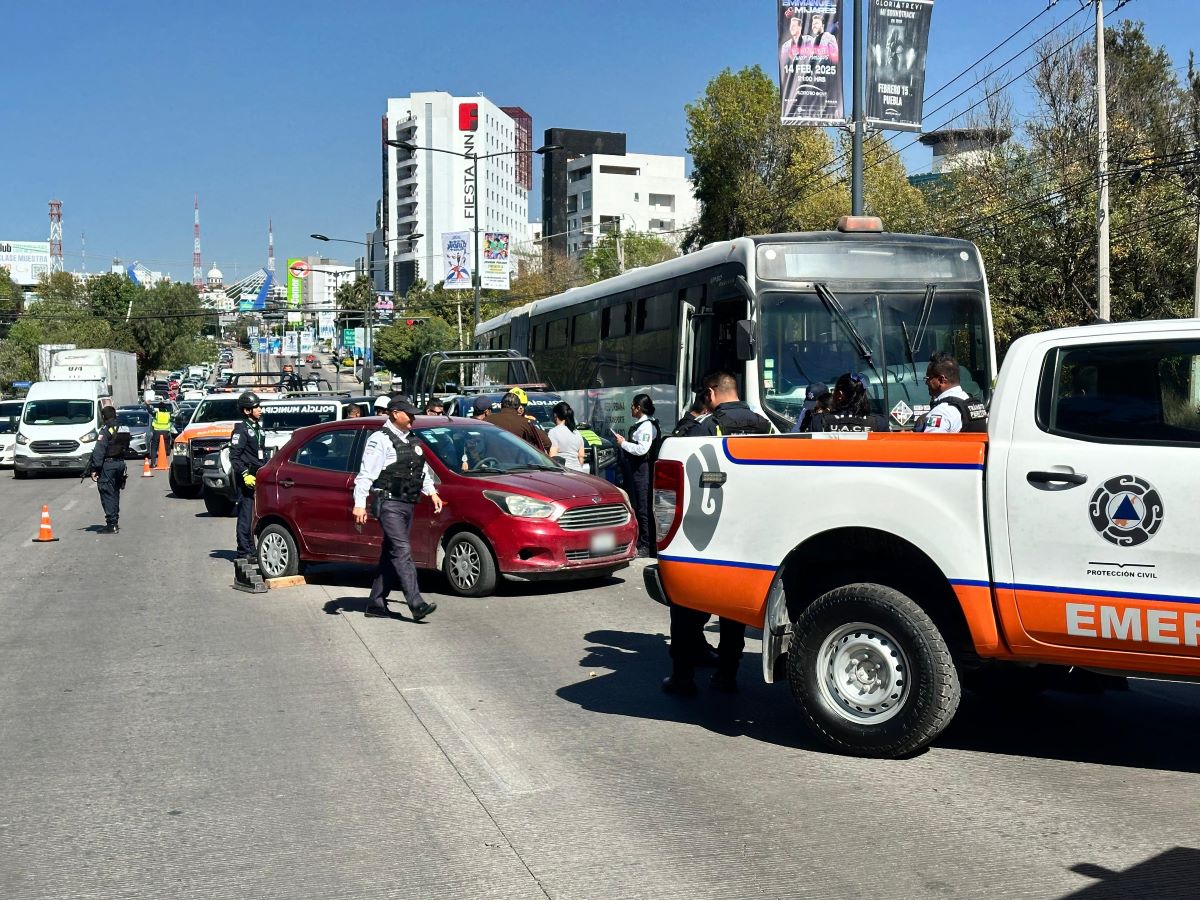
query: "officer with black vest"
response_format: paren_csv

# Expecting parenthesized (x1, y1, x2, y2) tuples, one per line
(230, 391, 266, 560)
(663, 371, 772, 696)
(352, 396, 443, 621)
(89, 405, 130, 534)
(915, 351, 988, 434)
(809, 372, 890, 433)
(613, 393, 660, 558)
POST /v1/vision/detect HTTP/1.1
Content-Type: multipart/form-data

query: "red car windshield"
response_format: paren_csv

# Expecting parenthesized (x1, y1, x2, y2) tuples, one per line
(415, 422, 559, 475)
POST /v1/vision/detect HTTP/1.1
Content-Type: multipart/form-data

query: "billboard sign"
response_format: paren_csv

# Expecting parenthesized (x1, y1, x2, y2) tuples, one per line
(299, 332, 314, 354)
(0, 241, 51, 286)
(286, 257, 308, 309)
(779, 1, 845, 125)
(318, 311, 335, 340)
(441, 231, 472, 290)
(481, 232, 511, 291)
(343, 328, 356, 350)
(867, 0, 935, 131)
(283, 332, 298, 356)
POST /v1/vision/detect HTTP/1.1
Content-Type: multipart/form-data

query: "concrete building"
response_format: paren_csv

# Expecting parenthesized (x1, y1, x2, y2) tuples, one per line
(382, 92, 532, 293)
(917, 128, 1011, 175)
(302, 257, 354, 311)
(563, 153, 698, 258)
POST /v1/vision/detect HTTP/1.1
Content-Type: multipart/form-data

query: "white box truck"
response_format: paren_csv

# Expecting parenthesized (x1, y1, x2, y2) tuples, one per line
(37, 343, 76, 381)
(46, 348, 138, 407)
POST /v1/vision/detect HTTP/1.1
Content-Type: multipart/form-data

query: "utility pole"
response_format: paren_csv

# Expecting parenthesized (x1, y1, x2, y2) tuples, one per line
(851, 0, 865, 215)
(471, 152, 482, 342)
(1193, 201, 1200, 317)
(1096, 0, 1111, 320)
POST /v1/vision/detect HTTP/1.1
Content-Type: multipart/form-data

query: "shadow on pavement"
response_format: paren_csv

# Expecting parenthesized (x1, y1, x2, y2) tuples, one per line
(555, 628, 816, 751)
(80, 524, 109, 533)
(1060, 847, 1200, 898)
(208, 549, 239, 561)
(302, 562, 628, 599)
(322, 596, 427, 623)
(941, 683, 1200, 773)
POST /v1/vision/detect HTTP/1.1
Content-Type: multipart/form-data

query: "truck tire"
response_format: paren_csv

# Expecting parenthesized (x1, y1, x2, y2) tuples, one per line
(13, 468, 28, 479)
(257, 524, 300, 579)
(168, 468, 202, 499)
(787, 583, 961, 759)
(442, 532, 497, 597)
(202, 487, 236, 518)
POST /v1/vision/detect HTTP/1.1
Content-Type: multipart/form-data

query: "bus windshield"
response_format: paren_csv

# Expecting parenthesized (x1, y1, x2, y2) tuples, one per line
(759, 288, 991, 427)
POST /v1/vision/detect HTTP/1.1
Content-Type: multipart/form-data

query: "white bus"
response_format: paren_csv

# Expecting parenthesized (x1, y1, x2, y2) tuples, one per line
(476, 218, 995, 438)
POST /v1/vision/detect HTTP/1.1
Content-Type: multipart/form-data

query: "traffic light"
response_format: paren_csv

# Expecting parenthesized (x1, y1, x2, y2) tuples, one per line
(458, 102, 478, 132)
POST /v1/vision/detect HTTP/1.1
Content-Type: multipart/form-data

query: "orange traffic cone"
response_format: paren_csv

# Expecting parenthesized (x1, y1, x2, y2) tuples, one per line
(33, 504, 58, 543)
(141, 457, 154, 477)
(155, 440, 169, 471)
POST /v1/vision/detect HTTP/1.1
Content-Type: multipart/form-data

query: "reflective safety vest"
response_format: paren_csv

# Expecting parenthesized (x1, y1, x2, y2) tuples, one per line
(152, 410, 173, 431)
(577, 427, 602, 447)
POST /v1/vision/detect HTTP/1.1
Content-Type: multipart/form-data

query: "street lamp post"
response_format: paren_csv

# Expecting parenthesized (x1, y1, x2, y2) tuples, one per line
(310, 233, 422, 390)
(385, 139, 561, 340)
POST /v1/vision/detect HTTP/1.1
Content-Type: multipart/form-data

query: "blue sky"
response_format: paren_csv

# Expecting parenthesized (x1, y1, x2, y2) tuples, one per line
(2, 0, 1196, 280)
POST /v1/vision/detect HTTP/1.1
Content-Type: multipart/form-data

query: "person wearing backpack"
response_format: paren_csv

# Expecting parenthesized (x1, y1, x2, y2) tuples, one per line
(662, 371, 771, 697)
(613, 393, 660, 558)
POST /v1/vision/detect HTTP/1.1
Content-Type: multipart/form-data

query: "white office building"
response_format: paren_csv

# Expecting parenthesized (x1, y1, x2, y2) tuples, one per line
(382, 92, 532, 292)
(563, 153, 699, 257)
(303, 257, 354, 311)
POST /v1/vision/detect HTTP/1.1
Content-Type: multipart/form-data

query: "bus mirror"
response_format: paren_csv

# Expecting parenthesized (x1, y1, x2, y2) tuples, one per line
(735, 320, 756, 361)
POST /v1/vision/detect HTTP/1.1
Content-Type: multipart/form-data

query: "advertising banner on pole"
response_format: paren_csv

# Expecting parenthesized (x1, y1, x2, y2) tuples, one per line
(318, 311, 335, 341)
(866, 0, 934, 132)
(778, 0, 844, 126)
(269, 337, 282, 355)
(441, 231, 472, 290)
(286, 257, 309, 309)
(481, 232, 511, 291)
(257, 337, 268, 354)
(299, 332, 314, 355)
(283, 332, 298, 356)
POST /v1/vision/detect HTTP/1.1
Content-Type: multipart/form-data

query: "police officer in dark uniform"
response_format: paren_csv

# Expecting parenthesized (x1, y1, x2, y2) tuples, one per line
(663, 371, 773, 696)
(809, 372, 890, 433)
(90, 405, 130, 534)
(230, 391, 266, 560)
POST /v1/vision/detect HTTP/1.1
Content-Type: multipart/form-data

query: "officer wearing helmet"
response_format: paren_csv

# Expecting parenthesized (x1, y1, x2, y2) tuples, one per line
(230, 391, 266, 560)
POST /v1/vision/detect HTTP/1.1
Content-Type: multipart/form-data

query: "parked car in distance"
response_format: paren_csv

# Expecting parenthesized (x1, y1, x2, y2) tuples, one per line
(253, 416, 637, 596)
(0, 399, 24, 468)
(114, 406, 152, 458)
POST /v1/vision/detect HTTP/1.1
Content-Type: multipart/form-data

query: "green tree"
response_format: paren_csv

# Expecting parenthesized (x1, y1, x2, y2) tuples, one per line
(126, 281, 211, 374)
(335, 276, 377, 332)
(579, 230, 679, 282)
(0, 268, 23, 316)
(373, 316, 457, 388)
(0, 339, 36, 390)
(86, 272, 141, 321)
(685, 65, 845, 248)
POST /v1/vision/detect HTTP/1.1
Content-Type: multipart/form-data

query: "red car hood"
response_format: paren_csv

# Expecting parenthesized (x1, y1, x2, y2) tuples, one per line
(470, 469, 620, 502)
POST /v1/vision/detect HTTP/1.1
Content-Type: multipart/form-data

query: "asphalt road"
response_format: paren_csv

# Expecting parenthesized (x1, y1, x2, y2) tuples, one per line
(1, 467, 1199, 898)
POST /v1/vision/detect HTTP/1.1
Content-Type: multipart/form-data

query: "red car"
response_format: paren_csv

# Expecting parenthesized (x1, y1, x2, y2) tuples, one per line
(251, 416, 638, 596)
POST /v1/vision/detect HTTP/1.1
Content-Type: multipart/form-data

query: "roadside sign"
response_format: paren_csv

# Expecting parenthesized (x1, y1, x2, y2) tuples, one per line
(343, 328, 356, 350)
(12, 380, 32, 389)
(257, 337, 268, 353)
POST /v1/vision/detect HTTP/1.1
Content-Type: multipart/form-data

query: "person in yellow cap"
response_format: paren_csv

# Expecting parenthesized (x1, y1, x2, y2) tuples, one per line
(507, 387, 550, 452)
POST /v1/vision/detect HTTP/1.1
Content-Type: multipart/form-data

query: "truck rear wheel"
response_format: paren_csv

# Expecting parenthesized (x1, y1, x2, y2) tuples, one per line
(788, 583, 960, 759)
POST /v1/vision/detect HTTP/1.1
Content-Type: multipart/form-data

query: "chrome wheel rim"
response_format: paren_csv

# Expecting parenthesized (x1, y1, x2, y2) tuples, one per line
(447, 541, 480, 590)
(259, 531, 290, 578)
(817, 622, 910, 725)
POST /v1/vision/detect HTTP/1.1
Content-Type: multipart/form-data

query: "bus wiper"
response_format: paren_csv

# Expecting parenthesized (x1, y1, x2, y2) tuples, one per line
(912, 283, 937, 353)
(813, 282, 882, 382)
(900, 320, 920, 385)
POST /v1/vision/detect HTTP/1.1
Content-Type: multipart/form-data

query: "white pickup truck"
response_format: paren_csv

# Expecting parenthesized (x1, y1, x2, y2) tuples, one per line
(645, 319, 1200, 757)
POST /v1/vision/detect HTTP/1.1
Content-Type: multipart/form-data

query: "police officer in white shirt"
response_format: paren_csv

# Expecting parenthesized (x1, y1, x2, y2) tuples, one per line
(915, 351, 988, 434)
(352, 396, 444, 620)
(613, 393, 659, 557)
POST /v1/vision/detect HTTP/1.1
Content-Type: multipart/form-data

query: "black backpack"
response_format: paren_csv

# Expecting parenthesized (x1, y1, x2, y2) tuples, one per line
(711, 405, 772, 436)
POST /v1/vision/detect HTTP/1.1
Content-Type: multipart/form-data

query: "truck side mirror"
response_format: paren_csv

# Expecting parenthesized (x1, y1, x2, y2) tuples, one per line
(735, 319, 756, 361)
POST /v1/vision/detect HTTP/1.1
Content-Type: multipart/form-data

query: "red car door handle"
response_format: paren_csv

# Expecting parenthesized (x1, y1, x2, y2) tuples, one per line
(280, 478, 295, 488)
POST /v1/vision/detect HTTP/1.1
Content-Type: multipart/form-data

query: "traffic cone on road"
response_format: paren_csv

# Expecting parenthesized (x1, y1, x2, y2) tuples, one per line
(142, 457, 154, 477)
(33, 505, 59, 543)
(155, 440, 169, 471)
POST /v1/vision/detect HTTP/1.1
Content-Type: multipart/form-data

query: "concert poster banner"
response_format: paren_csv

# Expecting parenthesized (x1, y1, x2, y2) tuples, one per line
(441, 231, 472, 290)
(866, 0, 934, 132)
(481, 232, 511, 291)
(778, 0, 845, 126)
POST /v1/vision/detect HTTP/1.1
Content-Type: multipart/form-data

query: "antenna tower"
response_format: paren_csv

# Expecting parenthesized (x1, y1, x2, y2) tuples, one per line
(268, 218, 276, 274)
(192, 194, 204, 290)
(81, 232, 87, 274)
(48, 200, 63, 273)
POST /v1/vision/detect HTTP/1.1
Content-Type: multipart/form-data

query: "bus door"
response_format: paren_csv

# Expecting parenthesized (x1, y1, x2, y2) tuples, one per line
(691, 290, 747, 397)
(677, 288, 700, 407)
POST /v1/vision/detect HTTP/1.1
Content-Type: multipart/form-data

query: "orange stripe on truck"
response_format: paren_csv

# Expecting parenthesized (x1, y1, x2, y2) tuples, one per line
(724, 432, 987, 469)
(658, 557, 775, 627)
